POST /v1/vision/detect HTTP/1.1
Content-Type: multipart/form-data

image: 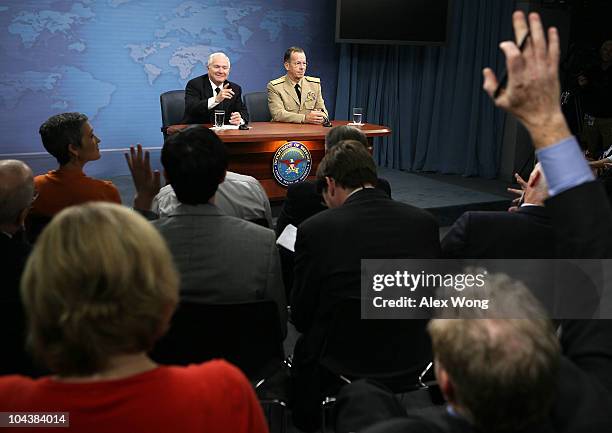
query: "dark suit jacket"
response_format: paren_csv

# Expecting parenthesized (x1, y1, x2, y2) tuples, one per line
(441, 205, 555, 259)
(291, 188, 440, 353)
(348, 355, 612, 433)
(359, 412, 555, 433)
(0, 231, 41, 376)
(276, 178, 392, 238)
(182, 74, 249, 124)
(276, 179, 392, 295)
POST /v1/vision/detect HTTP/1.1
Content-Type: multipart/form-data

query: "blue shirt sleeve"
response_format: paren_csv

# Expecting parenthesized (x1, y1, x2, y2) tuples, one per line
(535, 136, 594, 196)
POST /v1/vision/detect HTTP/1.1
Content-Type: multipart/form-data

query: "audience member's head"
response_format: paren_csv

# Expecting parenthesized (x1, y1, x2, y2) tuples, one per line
(429, 273, 560, 433)
(600, 40, 612, 64)
(161, 126, 228, 205)
(39, 113, 100, 167)
(283, 46, 305, 64)
(325, 125, 369, 150)
(284, 46, 307, 82)
(21, 202, 179, 376)
(0, 159, 34, 234)
(316, 140, 378, 208)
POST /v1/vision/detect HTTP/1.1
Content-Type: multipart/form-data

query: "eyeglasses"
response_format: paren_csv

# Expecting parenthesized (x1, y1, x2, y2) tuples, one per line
(291, 62, 307, 67)
(209, 65, 229, 71)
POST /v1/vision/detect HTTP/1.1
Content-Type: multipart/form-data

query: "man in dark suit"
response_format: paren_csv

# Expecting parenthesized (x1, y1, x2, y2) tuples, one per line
(0, 159, 40, 376)
(182, 52, 249, 125)
(442, 163, 553, 259)
(276, 125, 391, 294)
(277, 125, 391, 237)
(290, 141, 440, 431)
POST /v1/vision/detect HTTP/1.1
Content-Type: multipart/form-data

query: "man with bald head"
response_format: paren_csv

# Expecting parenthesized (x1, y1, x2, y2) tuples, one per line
(182, 52, 249, 125)
(0, 159, 39, 375)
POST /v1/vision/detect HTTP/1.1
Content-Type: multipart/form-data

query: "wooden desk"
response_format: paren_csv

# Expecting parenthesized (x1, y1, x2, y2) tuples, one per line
(167, 121, 391, 200)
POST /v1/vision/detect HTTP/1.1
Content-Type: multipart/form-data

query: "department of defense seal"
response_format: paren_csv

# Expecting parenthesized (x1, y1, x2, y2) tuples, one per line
(272, 141, 312, 186)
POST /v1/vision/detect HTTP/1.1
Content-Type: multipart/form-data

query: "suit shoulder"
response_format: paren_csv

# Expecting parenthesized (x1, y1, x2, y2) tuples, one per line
(186, 74, 205, 85)
(304, 76, 321, 83)
(269, 76, 286, 86)
(394, 201, 439, 225)
(229, 216, 275, 238)
(287, 181, 317, 196)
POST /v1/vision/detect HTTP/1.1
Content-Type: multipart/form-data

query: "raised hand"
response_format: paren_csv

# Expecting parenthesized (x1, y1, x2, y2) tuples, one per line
(482, 11, 570, 149)
(215, 83, 235, 103)
(124, 143, 161, 211)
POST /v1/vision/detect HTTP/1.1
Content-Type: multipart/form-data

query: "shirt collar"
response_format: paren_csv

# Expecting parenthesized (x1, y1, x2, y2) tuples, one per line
(209, 77, 224, 92)
(346, 185, 375, 199)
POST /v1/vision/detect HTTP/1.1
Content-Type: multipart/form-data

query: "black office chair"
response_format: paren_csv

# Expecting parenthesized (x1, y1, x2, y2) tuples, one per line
(151, 299, 285, 381)
(244, 91, 271, 122)
(319, 297, 433, 432)
(150, 299, 288, 433)
(160, 90, 185, 139)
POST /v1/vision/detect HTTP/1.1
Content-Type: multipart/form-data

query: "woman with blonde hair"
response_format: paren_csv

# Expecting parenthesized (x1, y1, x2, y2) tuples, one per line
(0, 202, 268, 433)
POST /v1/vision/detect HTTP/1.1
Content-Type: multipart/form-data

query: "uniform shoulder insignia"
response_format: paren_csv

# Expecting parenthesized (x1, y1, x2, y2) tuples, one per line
(270, 76, 286, 86)
(304, 76, 321, 83)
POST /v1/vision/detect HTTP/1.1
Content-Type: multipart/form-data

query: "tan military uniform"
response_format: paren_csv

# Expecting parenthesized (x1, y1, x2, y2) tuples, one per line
(267, 74, 328, 123)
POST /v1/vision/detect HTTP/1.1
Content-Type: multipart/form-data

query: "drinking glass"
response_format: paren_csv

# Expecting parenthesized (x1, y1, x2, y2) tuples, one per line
(214, 110, 225, 128)
(352, 107, 363, 125)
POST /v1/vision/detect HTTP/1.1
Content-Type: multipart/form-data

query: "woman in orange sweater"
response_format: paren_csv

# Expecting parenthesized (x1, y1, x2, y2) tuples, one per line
(30, 112, 121, 218)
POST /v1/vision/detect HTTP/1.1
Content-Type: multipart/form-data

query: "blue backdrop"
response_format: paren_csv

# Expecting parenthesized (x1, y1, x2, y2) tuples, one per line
(334, 0, 515, 178)
(0, 0, 338, 175)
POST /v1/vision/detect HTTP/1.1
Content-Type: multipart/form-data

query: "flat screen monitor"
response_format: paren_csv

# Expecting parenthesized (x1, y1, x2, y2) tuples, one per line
(336, 0, 451, 46)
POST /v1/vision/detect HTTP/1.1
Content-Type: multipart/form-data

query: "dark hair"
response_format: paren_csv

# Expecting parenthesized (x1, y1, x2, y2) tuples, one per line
(284, 46, 305, 63)
(161, 126, 228, 204)
(316, 140, 377, 193)
(39, 113, 88, 165)
(325, 125, 368, 150)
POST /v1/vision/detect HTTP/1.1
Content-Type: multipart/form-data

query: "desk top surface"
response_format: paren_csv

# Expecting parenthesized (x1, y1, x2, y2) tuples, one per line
(167, 120, 391, 143)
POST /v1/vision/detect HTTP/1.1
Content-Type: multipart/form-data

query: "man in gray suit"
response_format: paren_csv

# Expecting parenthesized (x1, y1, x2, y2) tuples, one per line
(127, 127, 287, 335)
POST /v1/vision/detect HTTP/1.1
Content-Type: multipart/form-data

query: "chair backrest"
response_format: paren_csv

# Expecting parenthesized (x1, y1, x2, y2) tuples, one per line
(244, 91, 271, 122)
(160, 90, 185, 136)
(150, 300, 285, 381)
(319, 298, 432, 392)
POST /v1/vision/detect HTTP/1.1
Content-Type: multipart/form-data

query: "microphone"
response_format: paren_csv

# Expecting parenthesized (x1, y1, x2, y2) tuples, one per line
(322, 114, 332, 127)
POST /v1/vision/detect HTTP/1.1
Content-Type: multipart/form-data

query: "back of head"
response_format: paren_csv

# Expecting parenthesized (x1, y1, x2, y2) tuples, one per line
(428, 273, 560, 432)
(325, 125, 368, 150)
(316, 140, 378, 191)
(161, 126, 228, 205)
(21, 202, 179, 376)
(0, 160, 34, 227)
(39, 113, 88, 165)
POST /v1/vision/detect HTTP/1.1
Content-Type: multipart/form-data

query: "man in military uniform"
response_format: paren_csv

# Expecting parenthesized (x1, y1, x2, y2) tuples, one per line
(267, 47, 328, 124)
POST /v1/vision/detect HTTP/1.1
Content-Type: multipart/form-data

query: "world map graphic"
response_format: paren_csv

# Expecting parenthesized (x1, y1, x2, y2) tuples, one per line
(0, 0, 327, 161)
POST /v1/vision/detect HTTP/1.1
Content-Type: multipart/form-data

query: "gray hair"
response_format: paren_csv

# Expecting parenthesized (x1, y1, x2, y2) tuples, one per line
(429, 272, 559, 433)
(207, 52, 230, 68)
(0, 160, 34, 226)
